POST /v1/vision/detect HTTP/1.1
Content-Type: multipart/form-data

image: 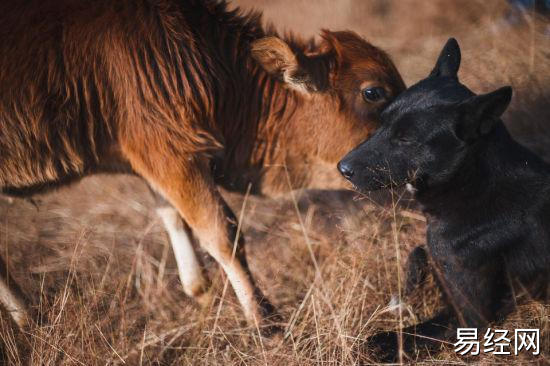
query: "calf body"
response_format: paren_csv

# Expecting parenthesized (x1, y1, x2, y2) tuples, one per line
(339, 39, 549, 360)
(0, 0, 404, 329)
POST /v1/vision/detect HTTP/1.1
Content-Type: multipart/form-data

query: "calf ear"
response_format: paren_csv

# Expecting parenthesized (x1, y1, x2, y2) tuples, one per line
(430, 38, 461, 79)
(457, 86, 513, 141)
(251, 37, 330, 93)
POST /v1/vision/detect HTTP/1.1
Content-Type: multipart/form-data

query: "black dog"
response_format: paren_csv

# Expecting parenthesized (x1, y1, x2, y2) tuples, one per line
(338, 38, 549, 361)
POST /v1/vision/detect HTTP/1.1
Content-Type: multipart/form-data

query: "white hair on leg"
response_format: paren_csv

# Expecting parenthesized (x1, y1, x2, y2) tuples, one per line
(0, 277, 27, 328)
(200, 229, 261, 324)
(156, 207, 208, 299)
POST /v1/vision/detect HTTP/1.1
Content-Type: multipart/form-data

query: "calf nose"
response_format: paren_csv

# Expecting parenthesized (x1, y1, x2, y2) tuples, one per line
(337, 161, 354, 179)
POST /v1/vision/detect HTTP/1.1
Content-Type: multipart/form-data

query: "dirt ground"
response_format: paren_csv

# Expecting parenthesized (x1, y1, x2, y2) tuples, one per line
(0, 0, 548, 364)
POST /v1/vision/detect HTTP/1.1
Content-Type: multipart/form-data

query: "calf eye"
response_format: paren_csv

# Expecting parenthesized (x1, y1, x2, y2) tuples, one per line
(362, 87, 386, 102)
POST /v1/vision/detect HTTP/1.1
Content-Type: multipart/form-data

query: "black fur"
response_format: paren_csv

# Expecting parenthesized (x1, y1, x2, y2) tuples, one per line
(338, 38, 550, 361)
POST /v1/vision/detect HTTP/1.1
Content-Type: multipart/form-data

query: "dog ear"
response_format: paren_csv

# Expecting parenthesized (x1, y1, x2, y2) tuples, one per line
(251, 36, 331, 94)
(430, 38, 461, 79)
(457, 86, 513, 141)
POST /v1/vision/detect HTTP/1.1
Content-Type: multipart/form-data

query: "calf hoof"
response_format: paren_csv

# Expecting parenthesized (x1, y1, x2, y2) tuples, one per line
(256, 307, 284, 339)
(256, 295, 283, 333)
(185, 275, 213, 309)
(195, 289, 214, 309)
(262, 327, 285, 350)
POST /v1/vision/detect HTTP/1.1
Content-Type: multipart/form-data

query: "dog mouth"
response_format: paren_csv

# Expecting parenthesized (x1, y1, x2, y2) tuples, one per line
(351, 177, 392, 193)
(358, 166, 400, 192)
(341, 164, 420, 193)
(353, 168, 420, 193)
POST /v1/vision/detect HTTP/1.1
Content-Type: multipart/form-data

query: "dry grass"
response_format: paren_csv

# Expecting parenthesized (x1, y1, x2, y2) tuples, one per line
(0, 0, 549, 364)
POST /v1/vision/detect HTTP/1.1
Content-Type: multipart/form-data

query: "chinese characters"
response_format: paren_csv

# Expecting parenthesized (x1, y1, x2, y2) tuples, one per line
(455, 328, 540, 356)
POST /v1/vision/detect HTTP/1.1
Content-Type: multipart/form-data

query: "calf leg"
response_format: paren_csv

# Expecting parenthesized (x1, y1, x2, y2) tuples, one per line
(155, 204, 210, 304)
(126, 149, 275, 328)
(150, 189, 209, 302)
(0, 256, 28, 328)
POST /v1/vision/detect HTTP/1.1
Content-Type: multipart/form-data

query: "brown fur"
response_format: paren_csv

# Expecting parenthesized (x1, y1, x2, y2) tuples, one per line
(0, 0, 404, 327)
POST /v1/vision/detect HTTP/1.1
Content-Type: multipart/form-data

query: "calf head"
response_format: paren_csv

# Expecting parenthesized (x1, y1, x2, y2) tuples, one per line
(338, 38, 512, 192)
(251, 31, 405, 192)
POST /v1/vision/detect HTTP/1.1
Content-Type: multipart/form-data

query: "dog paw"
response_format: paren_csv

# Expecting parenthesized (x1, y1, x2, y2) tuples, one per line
(366, 331, 400, 363)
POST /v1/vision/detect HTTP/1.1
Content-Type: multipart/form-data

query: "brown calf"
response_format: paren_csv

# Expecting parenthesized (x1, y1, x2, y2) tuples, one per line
(0, 0, 404, 330)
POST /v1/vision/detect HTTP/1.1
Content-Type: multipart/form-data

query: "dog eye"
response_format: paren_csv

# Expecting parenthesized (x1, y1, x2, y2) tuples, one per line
(362, 87, 386, 102)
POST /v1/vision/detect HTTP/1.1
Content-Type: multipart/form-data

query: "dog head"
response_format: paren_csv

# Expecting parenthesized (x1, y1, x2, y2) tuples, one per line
(337, 38, 512, 192)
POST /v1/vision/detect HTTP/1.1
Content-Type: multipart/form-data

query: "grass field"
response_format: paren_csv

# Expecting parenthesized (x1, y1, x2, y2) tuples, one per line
(0, 0, 548, 364)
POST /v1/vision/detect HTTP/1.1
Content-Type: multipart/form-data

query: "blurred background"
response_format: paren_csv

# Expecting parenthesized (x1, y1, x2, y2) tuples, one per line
(0, 1, 548, 364)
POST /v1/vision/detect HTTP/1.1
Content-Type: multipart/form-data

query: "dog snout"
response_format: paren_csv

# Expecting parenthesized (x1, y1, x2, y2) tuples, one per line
(337, 160, 355, 179)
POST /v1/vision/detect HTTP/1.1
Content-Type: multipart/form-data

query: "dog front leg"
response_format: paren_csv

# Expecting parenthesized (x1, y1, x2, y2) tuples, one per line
(404, 245, 429, 297)
(367, 309, 456, 362)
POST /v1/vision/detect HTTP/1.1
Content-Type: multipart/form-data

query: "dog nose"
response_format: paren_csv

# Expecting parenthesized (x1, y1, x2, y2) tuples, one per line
(337, 161, 354, 179)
